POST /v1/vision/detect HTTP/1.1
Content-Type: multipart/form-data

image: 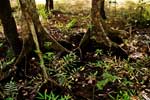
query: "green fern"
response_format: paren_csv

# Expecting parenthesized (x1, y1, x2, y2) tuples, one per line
(109, 90, 136, 100)
(5, 97, 14, 100)
(36, 91, 71, 100)
(4, 80, 18, 99)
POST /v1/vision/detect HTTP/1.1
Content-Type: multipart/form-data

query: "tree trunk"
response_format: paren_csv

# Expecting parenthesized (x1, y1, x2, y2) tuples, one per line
(91, 0, 111, 46)
(91, 0, 125, 45)
(77, 0, 111, 59)
(18, 0, 68, 82)
(100, 0, 107, 19)
(92, 0, 128, 58)
(45, 0, 54, 12)
(78, 0, 128, 59)
(19, 0, 69, 53)
(0, 0, 22, 56)
(49, 0, 54, 10)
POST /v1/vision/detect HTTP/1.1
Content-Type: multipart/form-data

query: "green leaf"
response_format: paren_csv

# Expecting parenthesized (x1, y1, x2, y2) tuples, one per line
(6, 58, 15, 65)
(66, 18, 77, 29)
(97, 72, 119, 90)
(44, 42, 52, 49)
(96, 79, 108, 90)
(108, 94, 116, 100)
(0, 43, 3, 47)
(37, 92, 44, 99)
(5, 97, 14, 100)
(102, 72, 119, 82)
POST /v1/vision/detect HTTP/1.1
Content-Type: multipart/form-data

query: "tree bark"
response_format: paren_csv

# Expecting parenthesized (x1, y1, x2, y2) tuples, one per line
(77, 0, 111, 59)
(78, 0, 128, 59)
(45, 0, 54, 12)
(18, 0, 68, 82)
(91, 0, 111, 46)
(19, 0, 69, 53)
(50, 0, 54, 10)
(0, 0, 22, 56)
(100, 0, 107, 19)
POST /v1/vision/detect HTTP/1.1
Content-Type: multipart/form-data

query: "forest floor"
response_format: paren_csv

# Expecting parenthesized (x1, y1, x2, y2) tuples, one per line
(0, 3, 150, 100)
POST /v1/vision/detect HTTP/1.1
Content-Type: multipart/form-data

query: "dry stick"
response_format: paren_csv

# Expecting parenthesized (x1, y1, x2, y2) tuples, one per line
(129, 25, 132, 39)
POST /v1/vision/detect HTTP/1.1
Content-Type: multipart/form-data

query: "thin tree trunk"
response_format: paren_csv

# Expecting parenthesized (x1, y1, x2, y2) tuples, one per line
(49, 0, 54, 10)
(45, 0, 54, 12)
(100, 0, 107, 19)
(0, 0, 22, 56)
(45, 0, 49, 12)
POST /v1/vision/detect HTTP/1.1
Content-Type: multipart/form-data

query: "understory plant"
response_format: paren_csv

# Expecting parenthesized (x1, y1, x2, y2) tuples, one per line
(96, 71, 119, 90)
(37, 4, 49, 20)
(3, 79, 18, 100)
(43, 51, 81, 89)
(109, 90, 136, 100)
(36, 90, 71, 100)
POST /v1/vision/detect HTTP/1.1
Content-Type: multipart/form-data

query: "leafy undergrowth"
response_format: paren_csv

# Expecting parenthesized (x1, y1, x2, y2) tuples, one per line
(0, 5, 150, 100)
